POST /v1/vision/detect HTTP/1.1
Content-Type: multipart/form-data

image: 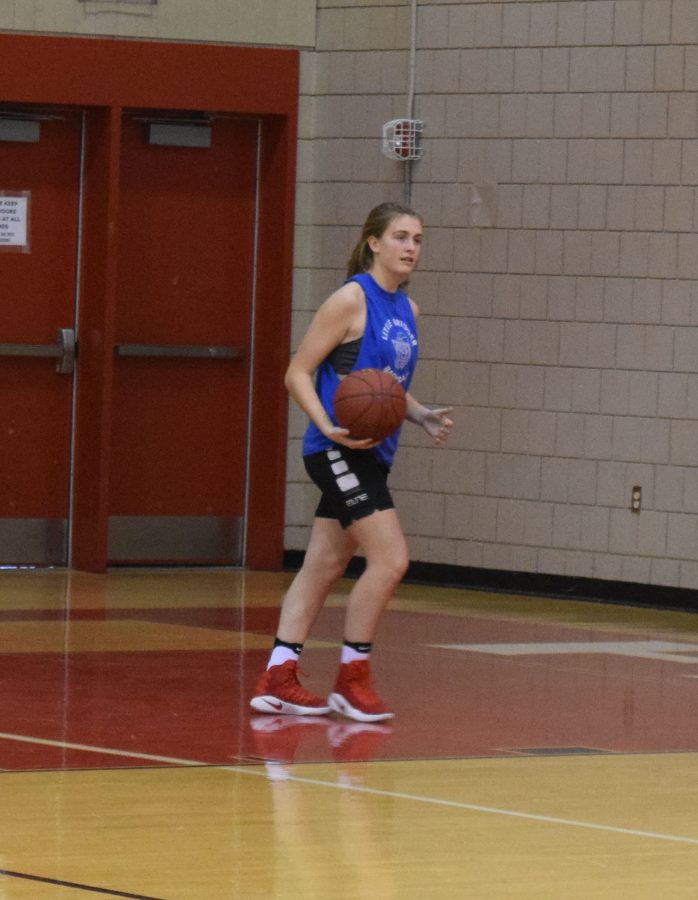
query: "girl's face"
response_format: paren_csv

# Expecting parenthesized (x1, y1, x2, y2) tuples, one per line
(368, 214, 423, 281)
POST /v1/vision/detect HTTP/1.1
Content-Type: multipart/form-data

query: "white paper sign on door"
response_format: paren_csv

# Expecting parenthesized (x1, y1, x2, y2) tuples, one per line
(0, 194, 30, 252)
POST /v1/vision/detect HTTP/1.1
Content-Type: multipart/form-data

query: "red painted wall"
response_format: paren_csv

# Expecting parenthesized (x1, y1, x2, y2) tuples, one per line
(0, 33, 298, 572)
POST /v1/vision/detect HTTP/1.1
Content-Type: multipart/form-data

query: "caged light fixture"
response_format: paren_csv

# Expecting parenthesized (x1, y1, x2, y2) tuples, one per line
(381, 119, 424, 162)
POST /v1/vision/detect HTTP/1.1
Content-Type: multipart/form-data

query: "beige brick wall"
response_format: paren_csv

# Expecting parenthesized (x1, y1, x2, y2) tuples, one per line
(288, 0, 698, 591)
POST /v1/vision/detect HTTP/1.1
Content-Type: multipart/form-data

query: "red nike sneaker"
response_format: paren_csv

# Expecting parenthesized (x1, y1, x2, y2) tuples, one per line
(328, 660, 394, 722)
(250, 660, 331, 716)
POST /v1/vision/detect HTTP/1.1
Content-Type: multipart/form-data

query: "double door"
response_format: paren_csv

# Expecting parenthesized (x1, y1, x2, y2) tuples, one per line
(0, 108, 258, 565)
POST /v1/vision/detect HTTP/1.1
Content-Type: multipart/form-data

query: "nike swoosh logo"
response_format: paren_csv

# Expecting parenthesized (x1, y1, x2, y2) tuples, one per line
(265, 700, 283, 711)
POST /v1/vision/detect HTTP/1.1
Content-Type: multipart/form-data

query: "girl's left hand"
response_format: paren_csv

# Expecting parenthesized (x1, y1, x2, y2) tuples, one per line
(422, 407, 453, 446)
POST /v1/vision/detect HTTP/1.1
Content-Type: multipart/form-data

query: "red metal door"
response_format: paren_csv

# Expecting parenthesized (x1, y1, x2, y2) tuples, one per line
(0, 110, 82, 565)
(108, 114, 258, 563)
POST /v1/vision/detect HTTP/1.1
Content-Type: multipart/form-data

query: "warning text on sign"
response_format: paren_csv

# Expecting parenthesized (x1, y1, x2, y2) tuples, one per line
(0, 196, 29, 247)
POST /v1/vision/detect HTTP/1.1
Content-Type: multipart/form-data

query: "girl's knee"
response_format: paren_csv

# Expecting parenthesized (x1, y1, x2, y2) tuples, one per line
(393, 550, 409, 581)
(367, 548, 409, 585)
(303, 547, 349, 586)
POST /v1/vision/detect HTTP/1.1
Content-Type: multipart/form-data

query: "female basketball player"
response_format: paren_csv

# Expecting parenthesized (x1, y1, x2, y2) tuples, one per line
(250, 202, 452, 722)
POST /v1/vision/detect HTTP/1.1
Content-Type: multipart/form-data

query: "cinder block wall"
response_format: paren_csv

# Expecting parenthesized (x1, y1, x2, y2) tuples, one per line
(286, 0, 698, 591)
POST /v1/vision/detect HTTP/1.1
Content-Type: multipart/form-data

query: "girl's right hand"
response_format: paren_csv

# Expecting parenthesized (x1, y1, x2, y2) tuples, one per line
(326, 426, 377, 450)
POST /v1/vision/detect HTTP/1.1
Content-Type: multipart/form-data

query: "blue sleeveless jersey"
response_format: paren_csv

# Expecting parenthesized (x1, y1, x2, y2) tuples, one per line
(302, 272, 419, 468)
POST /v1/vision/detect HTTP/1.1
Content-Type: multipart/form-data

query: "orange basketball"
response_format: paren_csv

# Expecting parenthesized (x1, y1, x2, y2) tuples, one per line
(333, 368, 407, 441)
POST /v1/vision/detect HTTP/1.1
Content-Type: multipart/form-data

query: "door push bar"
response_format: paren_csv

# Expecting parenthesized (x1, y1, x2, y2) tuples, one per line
(0, 327, 76, 374)
(114, 344, 242, 360)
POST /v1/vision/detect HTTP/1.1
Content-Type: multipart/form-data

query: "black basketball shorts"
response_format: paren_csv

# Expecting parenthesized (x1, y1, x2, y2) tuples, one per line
(303, 447, 394, 529)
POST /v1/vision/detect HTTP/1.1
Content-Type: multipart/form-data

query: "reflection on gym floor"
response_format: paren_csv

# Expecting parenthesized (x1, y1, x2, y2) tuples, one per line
(0, 568, 696, 898)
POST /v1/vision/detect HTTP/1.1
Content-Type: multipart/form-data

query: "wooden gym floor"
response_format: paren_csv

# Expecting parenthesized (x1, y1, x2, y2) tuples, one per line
(0, 567, 696, 898)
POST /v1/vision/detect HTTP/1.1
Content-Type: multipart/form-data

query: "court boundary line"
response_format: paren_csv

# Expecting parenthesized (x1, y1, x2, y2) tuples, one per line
(2, 730, 698, 847)
(0, 731, 202, 767)
(272, 771, 698, 846)
(0, 867, 165, 899)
